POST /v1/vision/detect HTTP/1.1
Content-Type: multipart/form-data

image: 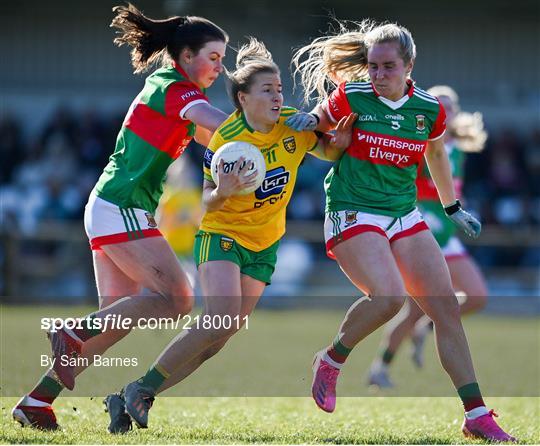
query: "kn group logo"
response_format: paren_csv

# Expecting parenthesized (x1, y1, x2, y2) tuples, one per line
(255, 166, 290, 200)
(203, 148, 214, 168)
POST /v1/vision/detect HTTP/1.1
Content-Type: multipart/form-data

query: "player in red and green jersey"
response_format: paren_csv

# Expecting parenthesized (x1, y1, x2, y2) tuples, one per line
(368, 85, 489, 387)
(287, 20, 515, 442)
(109, 37, 356, 431)
(12, 4, 229, 432)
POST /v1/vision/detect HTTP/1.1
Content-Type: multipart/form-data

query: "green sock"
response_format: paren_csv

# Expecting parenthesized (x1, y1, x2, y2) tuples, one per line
(28, 374, 63, 404)
(458, 382, 485, 412)
(381, 348, 395, 365)
(138, 364, 169, 392)
(72, 314, 102, 341)
(326, 335, 353, 364)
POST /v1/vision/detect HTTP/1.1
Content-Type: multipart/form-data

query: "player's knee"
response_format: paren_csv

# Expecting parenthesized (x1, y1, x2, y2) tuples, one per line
(383, 295, 407, 318)
(467, 293, 488, 312)
(156, 280, 194, 316)
(431, 296, 461, 325)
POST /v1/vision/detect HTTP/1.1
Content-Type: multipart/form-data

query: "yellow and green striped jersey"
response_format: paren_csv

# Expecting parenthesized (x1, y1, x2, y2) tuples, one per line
(200, 107, 318, 251)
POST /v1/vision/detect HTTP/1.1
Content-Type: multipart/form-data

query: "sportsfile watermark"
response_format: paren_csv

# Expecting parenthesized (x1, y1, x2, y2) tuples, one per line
(41, 314, 250, 333)
(2, 297, 538, 397)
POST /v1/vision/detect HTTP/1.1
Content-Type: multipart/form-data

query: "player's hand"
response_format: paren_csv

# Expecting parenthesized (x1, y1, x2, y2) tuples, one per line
(444, 200, 482, 238)
(215, 157, 259, 198)
(285, 112, 319, 131)
(329, 113, 357, 149)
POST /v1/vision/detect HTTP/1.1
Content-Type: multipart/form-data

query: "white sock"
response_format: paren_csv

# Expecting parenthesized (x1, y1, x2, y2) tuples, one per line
(371, 358, 388, 373)
(18, 395, 50, 407)
(465, 406, 489, 420)
(322, 352, 343, 370)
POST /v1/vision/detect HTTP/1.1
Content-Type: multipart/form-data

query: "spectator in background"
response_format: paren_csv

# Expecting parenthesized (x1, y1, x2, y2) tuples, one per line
(0, 113, 25, 185)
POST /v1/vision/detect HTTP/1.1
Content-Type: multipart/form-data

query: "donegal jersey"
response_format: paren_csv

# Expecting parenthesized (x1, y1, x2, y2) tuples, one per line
(323, 80, 446, 217)
(95, 62, 208, 213)
(200, 107, 318, 251)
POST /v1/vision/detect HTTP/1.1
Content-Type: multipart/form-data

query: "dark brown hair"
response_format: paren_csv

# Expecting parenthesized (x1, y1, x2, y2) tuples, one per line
(111, 3, 228, 73)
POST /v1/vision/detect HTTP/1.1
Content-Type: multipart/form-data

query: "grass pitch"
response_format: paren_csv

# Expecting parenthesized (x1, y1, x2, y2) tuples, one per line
(1, 305, 538, 443)
(1, 396, 538, 444)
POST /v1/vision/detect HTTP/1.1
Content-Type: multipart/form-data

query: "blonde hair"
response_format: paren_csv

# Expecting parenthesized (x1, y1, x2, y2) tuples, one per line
(427, 86, 487, 153)
(226, 37, 279, 110)
(292, 19, 416, 104)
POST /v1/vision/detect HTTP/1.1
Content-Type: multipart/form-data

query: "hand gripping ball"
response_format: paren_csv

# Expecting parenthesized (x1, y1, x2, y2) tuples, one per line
(210, 141, 266, 195)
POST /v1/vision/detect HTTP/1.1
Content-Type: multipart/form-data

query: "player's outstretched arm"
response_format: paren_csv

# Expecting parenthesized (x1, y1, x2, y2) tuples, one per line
(310, 113, 357, 161)
(285, 105, 334, 133)
(425, 137, 481, 238)
(185, 103, 228, 134)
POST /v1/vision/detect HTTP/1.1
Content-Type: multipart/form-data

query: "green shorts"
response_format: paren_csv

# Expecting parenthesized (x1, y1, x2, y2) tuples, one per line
(193, 231, 280, 285)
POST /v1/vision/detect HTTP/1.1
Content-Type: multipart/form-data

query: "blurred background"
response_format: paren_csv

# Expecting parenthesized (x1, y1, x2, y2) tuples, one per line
(1, 0, 539, 311)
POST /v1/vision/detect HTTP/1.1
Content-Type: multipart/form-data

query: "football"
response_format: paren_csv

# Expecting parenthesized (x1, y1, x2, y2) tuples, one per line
(210, 141, 266, 195)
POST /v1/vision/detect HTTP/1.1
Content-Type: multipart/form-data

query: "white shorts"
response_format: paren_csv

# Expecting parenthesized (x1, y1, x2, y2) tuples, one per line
(324, 208, 429, 259)
(441, 236, 468, 261)
(84, 191, 162, 250)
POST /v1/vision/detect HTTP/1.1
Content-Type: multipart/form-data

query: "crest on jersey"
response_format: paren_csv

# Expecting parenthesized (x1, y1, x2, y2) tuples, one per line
(344, 211, 358, 227)
(283, 136, 296, 153)
(220, 236, 234, 252)
(145, 213, 157, 228)
(415, 114, 426, 132)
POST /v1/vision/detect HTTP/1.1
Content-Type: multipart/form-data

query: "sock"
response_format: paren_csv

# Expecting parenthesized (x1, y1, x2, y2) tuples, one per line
(381, 348, 395, 365)
(138, 363, 170, 392)
(28, 374, 64, 404)
(465, 406, 489, 420)
(458, 382, 486, 412)
(71, 314, 102, 342)
(325, 335, 352, 367)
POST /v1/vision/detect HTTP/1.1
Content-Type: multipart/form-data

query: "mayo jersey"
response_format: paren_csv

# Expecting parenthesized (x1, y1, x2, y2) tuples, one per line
(323, 80, 446, 217)
(95, 62, 208, 213)
(200, 107, 318, 251)
(416, 141, 465, 201)
(416, 142, 465, 246)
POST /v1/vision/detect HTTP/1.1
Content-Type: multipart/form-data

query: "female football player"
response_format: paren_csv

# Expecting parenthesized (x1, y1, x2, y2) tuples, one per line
(106, 37, 356, 432)
(368, 85, 489, 386)
(12, 3, 229, 431)
(286, 19, 515, 442)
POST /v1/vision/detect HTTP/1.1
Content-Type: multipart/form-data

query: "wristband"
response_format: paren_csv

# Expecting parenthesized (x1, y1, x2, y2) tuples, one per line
(444, 199, 462, 216)
(309, 113, 320, 125)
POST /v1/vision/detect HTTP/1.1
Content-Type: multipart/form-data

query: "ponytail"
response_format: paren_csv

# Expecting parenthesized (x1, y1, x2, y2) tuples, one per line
(293, 18, 416, 105)
(111, 3, 228, 74)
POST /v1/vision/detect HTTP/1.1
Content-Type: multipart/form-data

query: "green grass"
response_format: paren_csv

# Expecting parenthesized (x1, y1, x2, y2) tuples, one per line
(1, 305, 539, 443)
(1, 396, 538, 444)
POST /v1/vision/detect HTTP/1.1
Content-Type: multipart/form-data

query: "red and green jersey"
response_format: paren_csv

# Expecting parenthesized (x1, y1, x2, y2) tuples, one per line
(416, 142, 465, 246)
(322, 80, 446, 217)
(416, 141, 464, 201)
(95, 62, 208, 213)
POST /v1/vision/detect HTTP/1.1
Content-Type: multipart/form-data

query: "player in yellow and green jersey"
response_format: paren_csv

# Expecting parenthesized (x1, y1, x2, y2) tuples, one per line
(113, 38, 356, 430)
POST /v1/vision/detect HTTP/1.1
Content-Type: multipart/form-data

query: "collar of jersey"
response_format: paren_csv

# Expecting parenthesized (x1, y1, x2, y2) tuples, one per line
(373, 79, 415, 110)
(241, 111, 279, 136)
(173, 62, 192, 82)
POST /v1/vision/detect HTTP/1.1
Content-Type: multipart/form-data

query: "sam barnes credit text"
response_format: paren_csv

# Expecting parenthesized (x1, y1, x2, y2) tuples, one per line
(41, 355, 138, 367)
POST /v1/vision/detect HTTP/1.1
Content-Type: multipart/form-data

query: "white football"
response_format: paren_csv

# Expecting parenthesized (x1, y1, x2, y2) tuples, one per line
(210, 141, 266, 195)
